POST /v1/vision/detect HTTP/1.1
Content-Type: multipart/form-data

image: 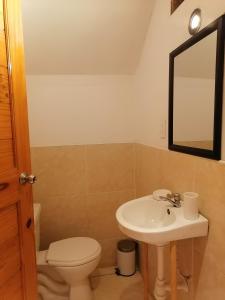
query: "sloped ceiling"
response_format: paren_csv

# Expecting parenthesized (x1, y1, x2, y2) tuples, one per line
(22, 0, 155, 75)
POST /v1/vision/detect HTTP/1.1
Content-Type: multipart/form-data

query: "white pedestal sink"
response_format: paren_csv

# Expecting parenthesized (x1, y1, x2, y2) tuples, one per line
(116, 195, 208, 245)
(116, 194, 208, 300)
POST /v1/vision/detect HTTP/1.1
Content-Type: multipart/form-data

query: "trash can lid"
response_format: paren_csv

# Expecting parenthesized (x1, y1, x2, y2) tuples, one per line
(118, 239, 136, 252)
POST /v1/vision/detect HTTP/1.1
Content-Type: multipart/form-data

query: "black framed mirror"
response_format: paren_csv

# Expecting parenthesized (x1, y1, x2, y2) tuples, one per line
(169, 15, 225, 160)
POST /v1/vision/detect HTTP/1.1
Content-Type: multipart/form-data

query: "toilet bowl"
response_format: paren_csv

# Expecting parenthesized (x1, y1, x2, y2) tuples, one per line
(34, 204, 101, 300)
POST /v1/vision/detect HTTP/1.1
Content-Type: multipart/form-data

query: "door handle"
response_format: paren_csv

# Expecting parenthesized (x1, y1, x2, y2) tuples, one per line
(19, 173, 37, 185)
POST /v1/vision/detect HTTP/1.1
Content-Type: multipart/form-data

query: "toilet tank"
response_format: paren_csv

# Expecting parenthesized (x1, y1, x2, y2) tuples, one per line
(33, 203, 41, 251)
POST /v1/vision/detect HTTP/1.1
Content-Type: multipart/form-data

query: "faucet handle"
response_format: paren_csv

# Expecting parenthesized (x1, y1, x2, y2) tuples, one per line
(173, 193, 181, 202)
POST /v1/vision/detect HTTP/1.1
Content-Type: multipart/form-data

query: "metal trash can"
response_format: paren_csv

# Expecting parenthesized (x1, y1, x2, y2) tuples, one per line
(116, 239, 136, 276)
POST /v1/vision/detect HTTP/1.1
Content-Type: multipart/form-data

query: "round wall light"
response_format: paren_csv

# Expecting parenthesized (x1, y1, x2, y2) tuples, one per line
(188, 8, 202, 35)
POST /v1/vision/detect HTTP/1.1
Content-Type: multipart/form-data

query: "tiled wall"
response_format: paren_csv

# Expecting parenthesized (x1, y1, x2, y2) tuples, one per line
(32, 142, 225, 299)
(136, 143, 225, 300)
(31, 143, 136, 267)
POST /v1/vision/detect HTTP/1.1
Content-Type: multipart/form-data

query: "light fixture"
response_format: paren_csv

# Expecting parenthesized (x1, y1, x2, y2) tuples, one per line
(188, 8, 202, 35)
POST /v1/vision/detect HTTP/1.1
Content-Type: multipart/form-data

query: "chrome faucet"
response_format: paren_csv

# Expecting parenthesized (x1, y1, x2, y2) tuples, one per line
(159, 193, 182, 208)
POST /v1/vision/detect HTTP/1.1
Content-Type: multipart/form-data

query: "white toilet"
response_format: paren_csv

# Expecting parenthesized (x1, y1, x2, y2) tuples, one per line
(34, 203, 101, 300)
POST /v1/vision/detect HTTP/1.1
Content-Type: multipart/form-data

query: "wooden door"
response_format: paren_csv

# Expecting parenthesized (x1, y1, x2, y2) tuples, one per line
(0, 0, 37, 299)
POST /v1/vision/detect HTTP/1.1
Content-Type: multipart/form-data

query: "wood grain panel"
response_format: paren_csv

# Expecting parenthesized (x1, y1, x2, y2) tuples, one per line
(0, 205, 18, 245)
(0, 0, 4, 31)
(0, 102, 13, 139)
(0, 205, 20, 289)
(0, 30, 7, 66)
(0, 65, 10, 103)
(0, 0, 38, 298)
(0, 171, 18, 209)
(4, 0, 38, 298)
(0, 237, 21, 287)
(0, 271, 23, 300)
(0, 140, 14, 171)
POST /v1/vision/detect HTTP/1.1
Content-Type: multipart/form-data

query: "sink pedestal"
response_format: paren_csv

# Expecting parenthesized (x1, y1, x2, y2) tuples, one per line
(153, 245, 168, 300)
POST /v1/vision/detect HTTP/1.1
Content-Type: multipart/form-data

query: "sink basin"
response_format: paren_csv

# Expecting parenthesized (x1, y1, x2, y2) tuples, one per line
(116, 195, 208, 245)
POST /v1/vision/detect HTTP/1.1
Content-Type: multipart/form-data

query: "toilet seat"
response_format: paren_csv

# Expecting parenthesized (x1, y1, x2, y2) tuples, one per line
(47, 237, 101, 267)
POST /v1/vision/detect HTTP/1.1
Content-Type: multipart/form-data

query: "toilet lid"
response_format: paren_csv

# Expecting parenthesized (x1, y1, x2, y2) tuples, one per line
(47, 237, 101, 267)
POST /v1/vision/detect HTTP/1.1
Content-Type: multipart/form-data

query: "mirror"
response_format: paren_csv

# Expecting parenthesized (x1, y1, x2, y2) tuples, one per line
(174, 31, 217, 151)
(169, 15, 225, 160)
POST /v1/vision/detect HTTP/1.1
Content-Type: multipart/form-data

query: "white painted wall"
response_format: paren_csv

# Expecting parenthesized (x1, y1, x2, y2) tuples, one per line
(134, 0, 225, 157)
(26, 0, 225, 157)
(27, 75, 135, 147)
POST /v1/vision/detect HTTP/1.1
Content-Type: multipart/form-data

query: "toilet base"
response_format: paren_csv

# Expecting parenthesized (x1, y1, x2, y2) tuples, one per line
(70, 278, 93, 300)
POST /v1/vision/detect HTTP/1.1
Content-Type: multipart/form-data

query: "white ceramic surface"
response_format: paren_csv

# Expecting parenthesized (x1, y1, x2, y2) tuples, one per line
(183, 192, 199, 220)
(116, 195, 208, 245)
(33, 203, 101, 300)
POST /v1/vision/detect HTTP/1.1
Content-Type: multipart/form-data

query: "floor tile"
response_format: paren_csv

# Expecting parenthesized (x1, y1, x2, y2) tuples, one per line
(92, 271, 152, 300)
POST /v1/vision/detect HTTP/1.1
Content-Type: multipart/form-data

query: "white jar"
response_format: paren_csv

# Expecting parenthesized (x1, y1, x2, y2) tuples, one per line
(183, 192, 199, 220)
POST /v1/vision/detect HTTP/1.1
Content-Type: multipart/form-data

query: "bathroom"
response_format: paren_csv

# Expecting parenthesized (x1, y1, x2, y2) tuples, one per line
(0, 0, 225, 299)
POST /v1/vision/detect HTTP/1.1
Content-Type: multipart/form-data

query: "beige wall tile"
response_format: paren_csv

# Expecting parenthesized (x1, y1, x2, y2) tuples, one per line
(31, 143, 136, 267)
(32, 141, 225, 298)
(135, 144, 225, 299)
(86, 144, 135, 193)
(31, 146, 86, 198)
(177, 239, 193, 277)
(135, 144, 162, 197)
(193, 250, 225, 300)
(99, 238, 122, 267)
(39, 194, 89, 250)
(87, 190, 135, 240)
(160, 150, 197, 193)
(194, 158, 225, 225)
(194, 222, 225, 275)
(194, 158, 225, 275)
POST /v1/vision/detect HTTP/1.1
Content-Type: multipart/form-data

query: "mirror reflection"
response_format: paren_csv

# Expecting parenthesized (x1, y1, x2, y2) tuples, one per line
(173, 31, 217, 150)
